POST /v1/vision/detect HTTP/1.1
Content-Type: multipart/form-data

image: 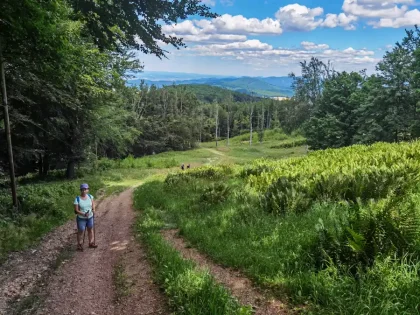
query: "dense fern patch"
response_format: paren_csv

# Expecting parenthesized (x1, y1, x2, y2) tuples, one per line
(143, 140, 420, 314)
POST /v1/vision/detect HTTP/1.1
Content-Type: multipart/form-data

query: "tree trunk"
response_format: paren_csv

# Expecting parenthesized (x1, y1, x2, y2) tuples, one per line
(249, 104, 253, 146)
(261, 104, 264, 130)
(0, 37, 18, 208)
(38, 154, 43, 177)
(42, 153, 49, 176)
(66, 160, 76, 179)
(215, 103, 219, 147)
(226, 110, 230, 147)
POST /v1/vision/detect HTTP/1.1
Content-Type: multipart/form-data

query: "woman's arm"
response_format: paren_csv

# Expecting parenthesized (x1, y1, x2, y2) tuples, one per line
(74, 204, 86, 216)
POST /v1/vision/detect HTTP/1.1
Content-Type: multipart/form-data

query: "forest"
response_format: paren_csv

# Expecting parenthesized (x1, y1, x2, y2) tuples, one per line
(1, 0, 419, 183)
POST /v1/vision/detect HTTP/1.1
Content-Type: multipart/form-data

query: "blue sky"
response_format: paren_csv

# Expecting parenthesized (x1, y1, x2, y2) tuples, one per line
(138, 0, 420, 76)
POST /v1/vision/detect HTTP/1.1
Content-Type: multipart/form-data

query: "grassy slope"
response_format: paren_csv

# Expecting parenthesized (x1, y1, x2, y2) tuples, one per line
(133, 141, 420, 314)
(199, 129, 306, 164)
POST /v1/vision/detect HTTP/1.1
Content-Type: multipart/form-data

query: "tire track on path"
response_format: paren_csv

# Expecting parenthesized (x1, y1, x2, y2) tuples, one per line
(162, 229, 300, 315)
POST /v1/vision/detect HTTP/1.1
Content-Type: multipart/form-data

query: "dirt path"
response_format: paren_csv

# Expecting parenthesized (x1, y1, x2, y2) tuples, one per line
(204, 148, 226, 156)
(162, 229, 295, 315)
(0, 194, 107, 314)
(0, 188, 168, 315)
(34, 188, 168, 315)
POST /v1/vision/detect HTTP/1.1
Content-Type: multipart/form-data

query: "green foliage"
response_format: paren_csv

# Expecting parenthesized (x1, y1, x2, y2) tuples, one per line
(293, 27, 420, 150)
(199, 183, 231, 205)
(134, 192, 252, 314)
(304, 71, 363, 149)
(269, 138, 306, 149)
(173, 85, 260, 103)
(97, 155, 178, 170)
(165, 165, 234, 187)
(0, 178, 103, 258)
(145, 140, 420, 314)
(0, 0, 219, 179)
(247, 141, 420, 195)
(68, 0, 217, 56)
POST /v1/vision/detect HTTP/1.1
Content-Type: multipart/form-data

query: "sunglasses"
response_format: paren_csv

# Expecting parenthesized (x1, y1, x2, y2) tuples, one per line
(80, 188, 89, 191)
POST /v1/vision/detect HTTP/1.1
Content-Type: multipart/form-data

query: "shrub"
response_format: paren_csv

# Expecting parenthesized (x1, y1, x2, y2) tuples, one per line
(200, 183, 231, 205)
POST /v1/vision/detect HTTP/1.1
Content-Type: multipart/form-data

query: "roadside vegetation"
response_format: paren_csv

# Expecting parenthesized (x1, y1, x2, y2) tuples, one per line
(134, 199, 252, 315)
(134, 140, 420, 314)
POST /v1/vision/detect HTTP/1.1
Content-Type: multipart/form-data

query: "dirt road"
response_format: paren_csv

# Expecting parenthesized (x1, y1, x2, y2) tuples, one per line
(36, 188, 168, 315)
(0, 188, 168, 315)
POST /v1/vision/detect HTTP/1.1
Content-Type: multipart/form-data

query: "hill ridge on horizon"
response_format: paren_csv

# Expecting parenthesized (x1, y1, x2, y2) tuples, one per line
(127, 71, 295, 98)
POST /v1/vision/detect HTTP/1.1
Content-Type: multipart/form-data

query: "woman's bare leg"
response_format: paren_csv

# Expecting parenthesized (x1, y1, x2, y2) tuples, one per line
(87, 227, 94, 244)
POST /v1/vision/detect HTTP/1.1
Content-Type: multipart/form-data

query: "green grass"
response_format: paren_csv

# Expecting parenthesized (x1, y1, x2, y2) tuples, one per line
(133, 196, 252, 315)
(133, 140, 420, 314)
(113, 259, 132, 302)
(198, 129, 307, 165)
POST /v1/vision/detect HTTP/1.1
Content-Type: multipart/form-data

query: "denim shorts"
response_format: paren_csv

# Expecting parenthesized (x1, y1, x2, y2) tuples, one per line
(76, 216, 94, 231)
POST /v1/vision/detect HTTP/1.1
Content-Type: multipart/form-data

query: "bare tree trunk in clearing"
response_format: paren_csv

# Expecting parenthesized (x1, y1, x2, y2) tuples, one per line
(215, 102, 219, 147)
(0, 37, 18, 208)
(249, 103, 253, 146)
(226, 96, 231, 146)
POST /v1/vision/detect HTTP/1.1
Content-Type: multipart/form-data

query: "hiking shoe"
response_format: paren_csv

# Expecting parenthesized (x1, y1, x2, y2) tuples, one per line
(77, 244, 84, 251)
(89, 243, 98, 248)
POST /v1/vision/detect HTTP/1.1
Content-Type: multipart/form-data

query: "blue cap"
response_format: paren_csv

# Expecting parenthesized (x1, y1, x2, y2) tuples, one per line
(80, 183, 89, 190)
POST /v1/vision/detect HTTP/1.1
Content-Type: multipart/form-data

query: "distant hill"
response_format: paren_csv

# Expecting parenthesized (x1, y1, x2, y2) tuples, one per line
(208, 77, 294, 97)
(167, 84, 262, 103)
(126, 71, 294, 98)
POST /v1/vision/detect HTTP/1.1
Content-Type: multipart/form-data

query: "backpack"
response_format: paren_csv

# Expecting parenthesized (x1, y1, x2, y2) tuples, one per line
(75, 194, 93, 215)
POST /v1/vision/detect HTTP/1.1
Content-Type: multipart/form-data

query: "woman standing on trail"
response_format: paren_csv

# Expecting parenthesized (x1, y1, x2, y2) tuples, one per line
(74, 183, 98, 251)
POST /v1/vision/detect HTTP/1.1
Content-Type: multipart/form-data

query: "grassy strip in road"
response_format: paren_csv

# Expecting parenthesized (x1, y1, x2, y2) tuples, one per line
(113, 259, 132, 303)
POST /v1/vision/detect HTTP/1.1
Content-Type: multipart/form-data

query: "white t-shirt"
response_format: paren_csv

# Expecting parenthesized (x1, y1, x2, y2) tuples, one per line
(74, 195, 94, 219)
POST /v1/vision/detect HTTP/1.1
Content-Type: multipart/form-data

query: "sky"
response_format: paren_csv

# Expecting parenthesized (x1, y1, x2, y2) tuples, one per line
(137, 0, 420, 77)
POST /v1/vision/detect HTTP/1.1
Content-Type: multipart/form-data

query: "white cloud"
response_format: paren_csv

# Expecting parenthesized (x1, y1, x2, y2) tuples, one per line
(165, 20, 199, 35)
(339, 0, 420, 29)
(187, 39, 379, 70)
(176, 34, 247, 43)
(162, 14, 283, 45)
(301, 41, 330, 50)
(273, 4, 358, 31)
(275, 4, 324, 31)
(369, 9, 420, 27)
(192, 39, 273, 52)
(204, 14, 283, 34)
(322, 13, 358, 30)
(342, 0, 411, 18)
(163, 5, 360, 47)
